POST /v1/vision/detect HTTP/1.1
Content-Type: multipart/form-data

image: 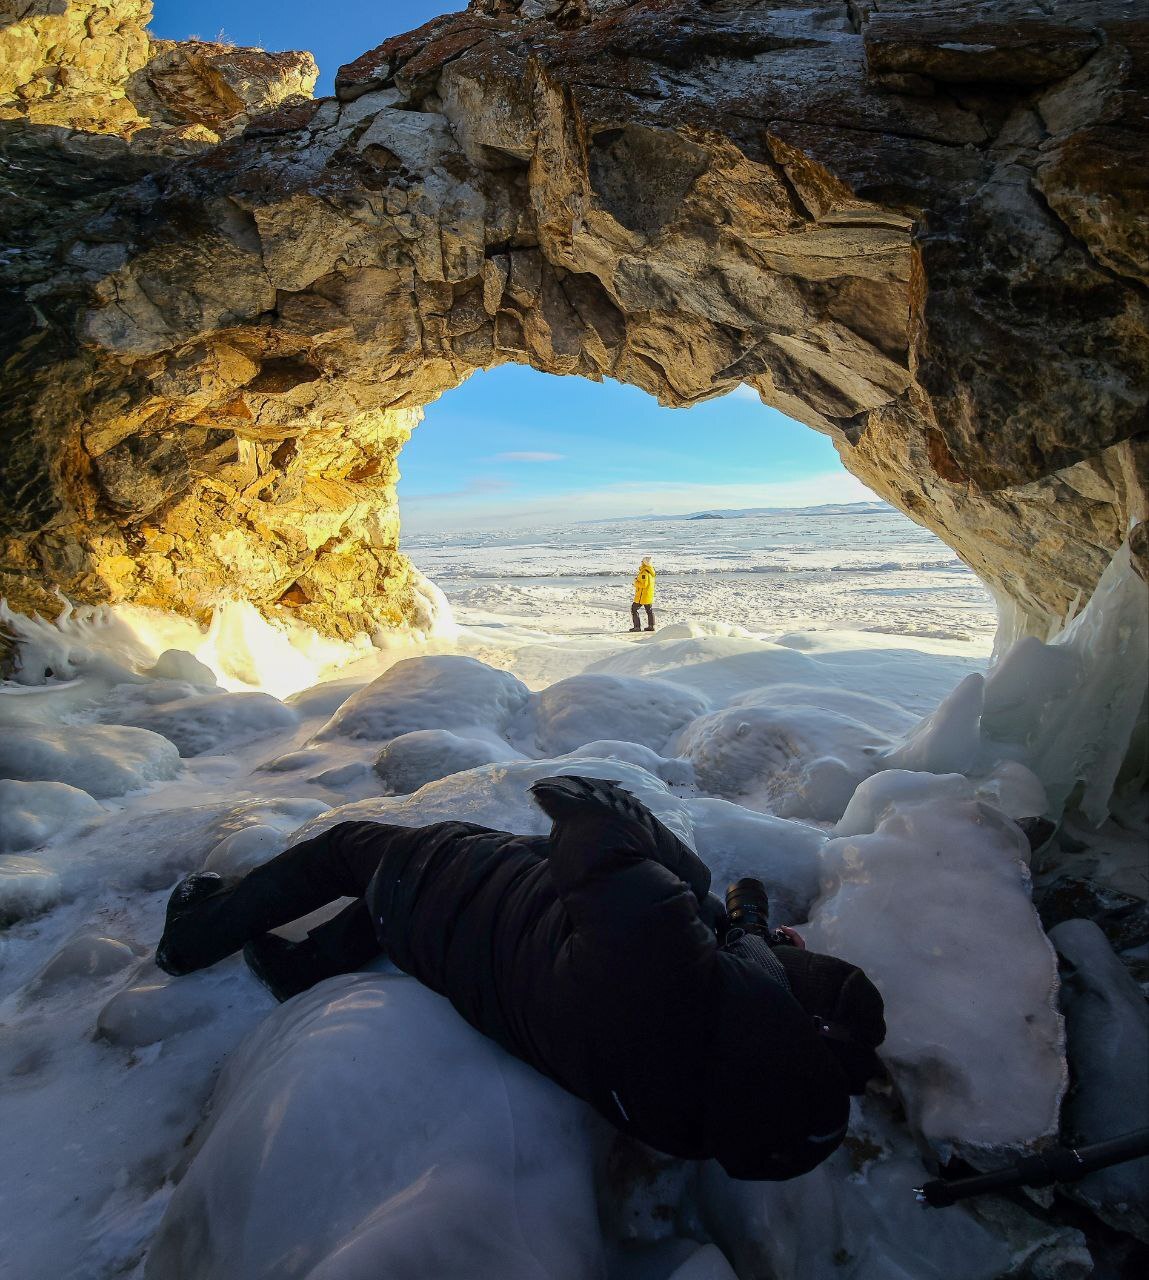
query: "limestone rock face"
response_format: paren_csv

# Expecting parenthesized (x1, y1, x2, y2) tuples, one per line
(1, 0, 1146, 637)
(0, 2, 317, 142)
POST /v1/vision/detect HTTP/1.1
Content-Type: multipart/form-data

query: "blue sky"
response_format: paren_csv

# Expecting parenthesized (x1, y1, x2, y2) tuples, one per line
(151, 3, 871, 529)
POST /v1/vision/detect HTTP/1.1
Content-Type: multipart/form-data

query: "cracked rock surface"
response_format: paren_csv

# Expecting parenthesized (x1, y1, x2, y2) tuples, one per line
(1, 0, 1146, 637)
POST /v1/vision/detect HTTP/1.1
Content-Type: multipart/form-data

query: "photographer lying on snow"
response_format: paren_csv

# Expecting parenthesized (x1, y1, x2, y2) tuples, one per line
(156, 776, 886, 1181)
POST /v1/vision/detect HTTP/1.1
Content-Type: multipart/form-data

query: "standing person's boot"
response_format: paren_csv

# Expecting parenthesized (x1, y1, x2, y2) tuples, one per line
(644, 607, 656, 632)
(629, 603, 643, 632)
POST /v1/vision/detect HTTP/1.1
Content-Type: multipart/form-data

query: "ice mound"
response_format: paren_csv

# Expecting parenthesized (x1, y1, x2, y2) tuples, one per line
(145, 975, 605, 1280)
(804, 771, 1065, 1155)
(113, 691, 300, 757)
(881, 672, 987, 776)
(727, 682, 917, 738)
(971, 759, 1049, 820)
(315, 655, 531, 743)
(0, 779, 103, 852)
(28, 933, 136, 992)
(837, 761, 1046, 862)
(17, 796, 327, 904)
(0, 853, 62, 924)
(310, 761, 376, 791)
(284, 677, 369, 718)
(374, 729, 524, 795)
(558, 740, 694, 786)
(1051, 920, 1149, 1240)
(653, 621, 754, 640)
(512, 673, 709, 755)
(674, 704, 890, 821)
(587, 636, 825, 705)
(685, 798, 825, 924)
(289, 756, 693, 851)
(202, 798, 332, 878)
(0, 723, 181, 798)
(97, 971, 222, 1048)
(888, 544, 1149, 822)
(146, 649, 218, 689)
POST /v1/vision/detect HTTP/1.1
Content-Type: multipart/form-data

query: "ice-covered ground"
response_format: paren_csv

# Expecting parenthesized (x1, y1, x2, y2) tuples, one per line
(0, 515, 1146, 1280)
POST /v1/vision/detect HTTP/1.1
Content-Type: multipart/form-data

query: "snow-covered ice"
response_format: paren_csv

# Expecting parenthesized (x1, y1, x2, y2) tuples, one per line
(144, 975, 607, 1280)
(0, 511, 1145, 1280)
(0, 721, 181, 797)
(315, 654, 531, 743)
(804, 772, 1066, 1156)
(373, 728, 525, 795)
(0, 777, 104, 853)
(512, 672, 709, 755)
(114, 690, 300, 757)
(674, 703, 891, 822)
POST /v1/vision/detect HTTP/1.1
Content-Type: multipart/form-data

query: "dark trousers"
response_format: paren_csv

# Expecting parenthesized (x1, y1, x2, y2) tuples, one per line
(631, 602, 655, 629)
(165, 825, 405, 980)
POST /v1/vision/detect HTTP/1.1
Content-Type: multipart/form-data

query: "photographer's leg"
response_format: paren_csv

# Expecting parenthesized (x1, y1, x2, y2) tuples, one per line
(157, 822, 398, 976)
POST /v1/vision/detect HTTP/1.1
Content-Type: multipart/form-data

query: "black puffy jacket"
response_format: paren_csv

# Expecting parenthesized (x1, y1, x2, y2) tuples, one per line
(328, 790, 850, 1180)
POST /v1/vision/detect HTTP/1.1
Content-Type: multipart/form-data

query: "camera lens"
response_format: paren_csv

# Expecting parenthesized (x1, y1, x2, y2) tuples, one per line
(725, 877, 771, 938)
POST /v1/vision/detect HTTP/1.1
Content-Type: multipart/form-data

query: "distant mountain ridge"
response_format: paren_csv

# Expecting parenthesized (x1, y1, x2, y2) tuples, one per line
(584, 501, 894, 524)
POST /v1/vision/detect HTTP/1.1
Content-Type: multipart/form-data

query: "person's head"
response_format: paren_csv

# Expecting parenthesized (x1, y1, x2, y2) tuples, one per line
(641, 557, 652, 568)
(773, 946, 886, 1094)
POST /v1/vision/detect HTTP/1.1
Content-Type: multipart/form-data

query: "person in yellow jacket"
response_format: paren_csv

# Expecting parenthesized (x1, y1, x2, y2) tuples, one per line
(629, 557, 656, 632)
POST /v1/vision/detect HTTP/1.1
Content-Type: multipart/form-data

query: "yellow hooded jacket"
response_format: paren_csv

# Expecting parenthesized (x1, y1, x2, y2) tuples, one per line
(633, 561, 656, 605)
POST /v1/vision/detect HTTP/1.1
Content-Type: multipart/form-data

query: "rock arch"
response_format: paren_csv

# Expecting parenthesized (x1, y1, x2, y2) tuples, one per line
(2, 0, 1146, 638)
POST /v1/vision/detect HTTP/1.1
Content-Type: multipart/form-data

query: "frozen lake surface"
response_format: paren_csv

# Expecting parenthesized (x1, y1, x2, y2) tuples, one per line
(403, 510, 997, 642)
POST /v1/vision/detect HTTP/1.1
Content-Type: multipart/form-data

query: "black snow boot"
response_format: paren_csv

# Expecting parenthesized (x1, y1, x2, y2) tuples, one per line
(154, 871, 262, 976)
(156, 872, 235, 975)
(530, 775, 712, 903)
(244, 934, 325, 1002)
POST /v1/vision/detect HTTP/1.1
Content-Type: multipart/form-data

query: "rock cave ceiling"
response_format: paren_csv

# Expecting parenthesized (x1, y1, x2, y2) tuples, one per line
(0, 0, 1146, 638)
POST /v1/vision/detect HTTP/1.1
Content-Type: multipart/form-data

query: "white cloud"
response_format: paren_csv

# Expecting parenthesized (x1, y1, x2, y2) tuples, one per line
(402, 471, 880, 532)
(405, 476, 512, 503)
(488, 451, 566, 462)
